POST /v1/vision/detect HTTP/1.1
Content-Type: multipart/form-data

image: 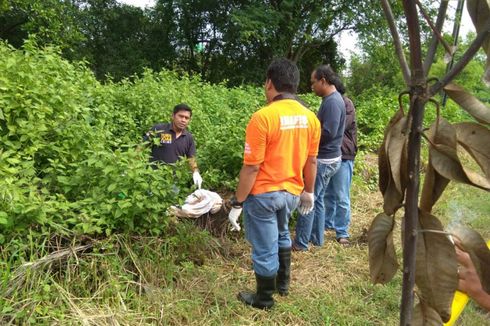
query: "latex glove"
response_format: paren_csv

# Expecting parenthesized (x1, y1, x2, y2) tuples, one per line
(228, 207, 242, 231)
(193, 171, 203, 189)
(298, 191, 314, 215)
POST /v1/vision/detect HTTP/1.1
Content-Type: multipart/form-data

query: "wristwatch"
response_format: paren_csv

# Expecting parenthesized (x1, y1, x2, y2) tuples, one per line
(230, 197, 243, 208)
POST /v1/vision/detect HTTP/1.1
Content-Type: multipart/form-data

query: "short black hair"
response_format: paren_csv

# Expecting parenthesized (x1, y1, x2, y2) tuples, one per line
(173, 103, 192, 116)
(313, 64, 337, 85)
(266, 58, 300, 94)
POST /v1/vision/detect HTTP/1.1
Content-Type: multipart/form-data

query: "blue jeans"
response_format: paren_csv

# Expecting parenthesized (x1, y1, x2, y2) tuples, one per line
(294, 160, 341, 250)
(243, 191, 300, 277)
(324, 160, 353, 239)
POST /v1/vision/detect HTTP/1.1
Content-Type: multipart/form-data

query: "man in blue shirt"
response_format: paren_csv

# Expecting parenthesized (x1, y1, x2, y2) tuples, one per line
(294, 65, 345, 250)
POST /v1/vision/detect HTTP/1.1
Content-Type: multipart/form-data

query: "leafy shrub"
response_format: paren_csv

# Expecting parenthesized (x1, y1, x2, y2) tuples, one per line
(350, 87, 399, 152)
(0, 42, 268, 241)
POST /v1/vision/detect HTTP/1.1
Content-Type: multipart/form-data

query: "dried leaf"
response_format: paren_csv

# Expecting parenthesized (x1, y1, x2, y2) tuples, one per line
(454, 122, 490, 178)
(379, 140, 403, 215)
(379, 110, 406, 215)
(415, 211, 458, 323)
(430, 143, 469, 183)
(420, 158, 450, 213)
(428, 118, 457, 147)
(383, 176, 404, 215)
(427, 120, 490, 191)
(467, 0, 490, 85)
(378, 142, 389, 195)
(443, 83, 490, 124)
(457, 145, 490, 190)
(420, 119, 454, 212)
(368, 213, 399, 284)
(386, 116, 409, 194)
(449, 225, 490, 293)
(412, 302, 444, 326)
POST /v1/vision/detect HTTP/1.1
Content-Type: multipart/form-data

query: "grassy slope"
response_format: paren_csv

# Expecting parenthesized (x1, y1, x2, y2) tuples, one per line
(2, 156, 489, 325)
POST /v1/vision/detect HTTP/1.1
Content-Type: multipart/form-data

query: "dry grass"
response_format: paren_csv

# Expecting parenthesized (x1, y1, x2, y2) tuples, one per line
(3, 154, 489, 325)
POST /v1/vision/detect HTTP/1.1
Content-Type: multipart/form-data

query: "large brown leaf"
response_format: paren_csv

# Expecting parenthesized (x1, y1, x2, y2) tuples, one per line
(379, 109, 405, 195)
(430, 143, 470, 184)
(454, 122, 490, 178)
(385, 116, 409, 194)
(459, 148, 490, 190)
(378, 142, 389, 195)
(420, 158, 450, 213)
(368, 213, 399, 284)
(415, 211, 458, 323)
(467, 0, 490, 86)
(379, 140, 404, 215)
(420, 120, 454, 212)
(379, 110, 406, 215)
(429, 134, 490, 191)
(443, 83, 490, 124)
(449, 225, 490, 293)
(383, 167, 405, 215)
(428, 118, 457, 147)
(412, 302, 444, 326)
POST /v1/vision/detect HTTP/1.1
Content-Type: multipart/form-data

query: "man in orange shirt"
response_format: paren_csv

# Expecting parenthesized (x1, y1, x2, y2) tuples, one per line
(228, 58, 321, 309)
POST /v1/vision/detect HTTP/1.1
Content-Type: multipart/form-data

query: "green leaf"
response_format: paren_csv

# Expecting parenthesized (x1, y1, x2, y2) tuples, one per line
(0, 211, 8, 225)
(107, 183, 117, 192)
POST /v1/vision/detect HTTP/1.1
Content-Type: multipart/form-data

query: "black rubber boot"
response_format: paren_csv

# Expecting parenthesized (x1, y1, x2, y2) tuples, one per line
(276, 247, 292, 296)
(238, 273, 276, 310)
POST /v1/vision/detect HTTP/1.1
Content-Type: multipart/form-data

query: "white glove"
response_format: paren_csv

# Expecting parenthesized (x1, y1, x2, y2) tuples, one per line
(298, 191, 314, 215)
(228, 207, 242, 231)
(193, 171, 203, 189)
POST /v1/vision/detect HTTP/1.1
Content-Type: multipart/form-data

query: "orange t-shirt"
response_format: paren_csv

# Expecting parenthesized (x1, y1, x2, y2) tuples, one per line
(244, 99, 321, 196)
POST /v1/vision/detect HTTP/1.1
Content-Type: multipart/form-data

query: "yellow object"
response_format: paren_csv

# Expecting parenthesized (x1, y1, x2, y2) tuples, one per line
(444, 291, 470, 326)
(444, 240, 490, 326)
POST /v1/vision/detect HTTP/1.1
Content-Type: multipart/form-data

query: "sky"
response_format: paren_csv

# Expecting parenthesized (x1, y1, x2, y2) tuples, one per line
(117, 0, 476, 62)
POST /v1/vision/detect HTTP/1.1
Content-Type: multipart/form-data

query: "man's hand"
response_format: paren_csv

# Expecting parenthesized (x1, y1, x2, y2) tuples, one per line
(456, 245, 484, 298)
(455, 244, 490, 311)
(228, 207, 242, 231)
(193, 171, 203, 189)
(298, 191, 314, 215)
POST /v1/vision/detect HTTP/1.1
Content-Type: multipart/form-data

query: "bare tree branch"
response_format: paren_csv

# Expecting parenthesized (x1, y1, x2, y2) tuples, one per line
(430, 20, 490, 96)
(400, 0, 426, 324)
(422, 0, 449, 75)
(380, 0, 411, 86)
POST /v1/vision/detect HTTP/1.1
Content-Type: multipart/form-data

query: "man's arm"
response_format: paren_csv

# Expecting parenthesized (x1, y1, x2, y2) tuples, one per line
(302, 155, 317, 193)
(456, 245, 490, 311)
(188, 157, 198, 172)
(234, 164, 260, 203)
(320, 100, 344, 143)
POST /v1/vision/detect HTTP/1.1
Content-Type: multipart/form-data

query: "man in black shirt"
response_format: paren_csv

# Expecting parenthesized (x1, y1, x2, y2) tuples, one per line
(143, 103, 202, 188)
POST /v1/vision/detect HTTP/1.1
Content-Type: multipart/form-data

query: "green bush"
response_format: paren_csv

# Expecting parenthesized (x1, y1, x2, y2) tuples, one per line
(2, 41, 422, 242)
(0, 42, 266, 241)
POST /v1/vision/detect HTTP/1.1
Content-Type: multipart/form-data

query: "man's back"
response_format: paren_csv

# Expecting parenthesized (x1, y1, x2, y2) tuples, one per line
(317, 91, 346, 160)
(244, 99, 320, 196)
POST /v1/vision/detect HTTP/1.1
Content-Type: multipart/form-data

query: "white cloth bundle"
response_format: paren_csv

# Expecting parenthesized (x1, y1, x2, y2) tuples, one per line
(168, 189, 223, 218)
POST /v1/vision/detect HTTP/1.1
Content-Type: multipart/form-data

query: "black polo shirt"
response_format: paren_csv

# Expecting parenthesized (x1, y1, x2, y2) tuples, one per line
(143, 123, 196, 164)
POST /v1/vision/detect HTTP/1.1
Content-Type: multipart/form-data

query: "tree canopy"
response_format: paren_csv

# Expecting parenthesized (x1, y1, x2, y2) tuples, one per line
(0, 0, 387, 89)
